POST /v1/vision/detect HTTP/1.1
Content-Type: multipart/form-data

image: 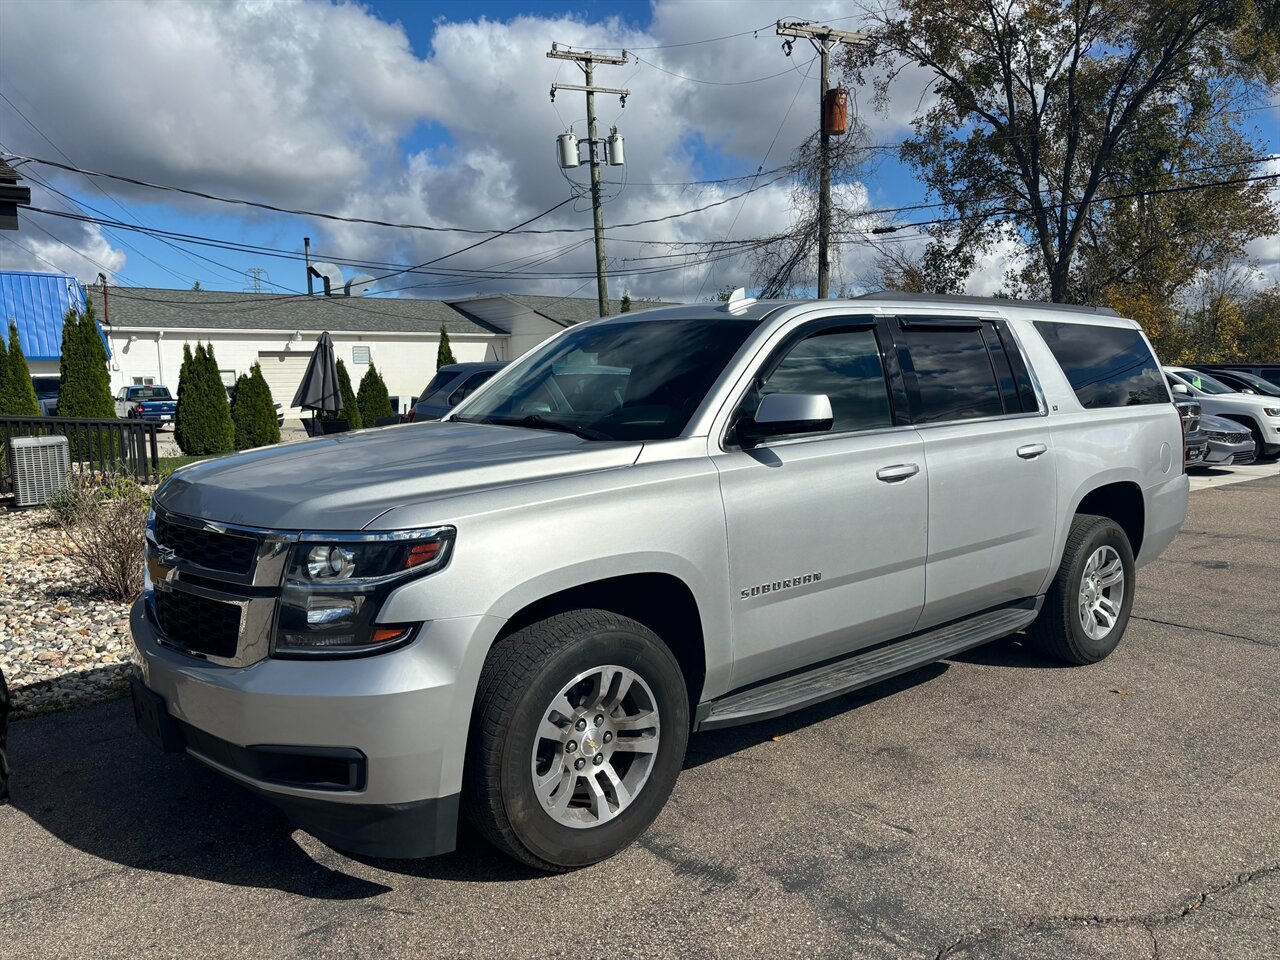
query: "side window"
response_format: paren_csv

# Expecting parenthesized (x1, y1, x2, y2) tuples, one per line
(1034, 320, 1166, 408)
(896, 323, 1005, 422)
(450, 371, 496, 406)
(748, 327, 893, 435)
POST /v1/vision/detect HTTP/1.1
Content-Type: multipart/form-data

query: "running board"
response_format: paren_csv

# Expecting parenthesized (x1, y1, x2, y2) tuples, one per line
(695, 599, 1042, 731)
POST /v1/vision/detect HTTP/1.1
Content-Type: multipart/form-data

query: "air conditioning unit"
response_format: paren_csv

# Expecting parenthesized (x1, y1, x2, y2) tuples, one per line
(9, 435, 71, 507)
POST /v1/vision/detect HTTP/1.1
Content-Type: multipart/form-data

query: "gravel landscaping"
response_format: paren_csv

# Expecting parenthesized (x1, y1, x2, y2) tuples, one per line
(0, 507, 134, 720)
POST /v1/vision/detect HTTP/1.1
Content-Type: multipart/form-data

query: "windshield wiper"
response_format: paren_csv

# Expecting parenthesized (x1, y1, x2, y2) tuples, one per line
(476, 414, 611, 442)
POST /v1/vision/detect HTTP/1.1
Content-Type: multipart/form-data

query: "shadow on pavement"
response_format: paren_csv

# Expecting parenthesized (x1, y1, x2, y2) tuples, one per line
(3, 701, 430, 896)
(685, 662, 949, 768)
(948, 632, 1067, 669)
(6, 637, 1046, 892)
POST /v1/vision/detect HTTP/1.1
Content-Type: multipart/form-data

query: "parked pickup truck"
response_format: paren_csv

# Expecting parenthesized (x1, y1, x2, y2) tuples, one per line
(115, 385, 176, 422)
(130, 292, 1188, 871)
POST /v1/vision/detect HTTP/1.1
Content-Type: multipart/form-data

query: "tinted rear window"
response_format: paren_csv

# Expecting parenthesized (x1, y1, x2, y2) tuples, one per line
(1034, 321, 1166, 408)
(130, 387, 172, 400)
(896, 324, 1005, 422)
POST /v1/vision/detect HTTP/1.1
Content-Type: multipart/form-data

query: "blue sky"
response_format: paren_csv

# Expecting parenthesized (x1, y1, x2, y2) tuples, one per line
(1, 0, 1276, 300)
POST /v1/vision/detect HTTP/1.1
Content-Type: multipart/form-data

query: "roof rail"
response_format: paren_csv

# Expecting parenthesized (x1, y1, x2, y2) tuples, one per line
(854, 291, 1118, 317)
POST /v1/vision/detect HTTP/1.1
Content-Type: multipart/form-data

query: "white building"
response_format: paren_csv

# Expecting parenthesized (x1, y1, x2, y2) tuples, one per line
(92, 286, 659, 413)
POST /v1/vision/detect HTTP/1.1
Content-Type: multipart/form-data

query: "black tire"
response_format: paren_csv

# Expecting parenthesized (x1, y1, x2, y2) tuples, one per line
(463, 609, 689, 871)
(1028, 514, 1135, 665)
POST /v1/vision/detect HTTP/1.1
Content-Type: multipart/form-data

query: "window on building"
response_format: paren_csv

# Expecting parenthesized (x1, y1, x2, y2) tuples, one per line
(746, 326, 893, 436)
(132, 376, 155, 386)
(1034, 321, 1166, 408)
(896, 323, 1005, 422)
(352, 345, 371, 364)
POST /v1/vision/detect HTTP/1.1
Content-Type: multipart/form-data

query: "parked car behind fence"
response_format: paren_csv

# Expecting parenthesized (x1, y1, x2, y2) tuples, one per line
(32, 376, 60, 417)
(115, 385, 176, 423)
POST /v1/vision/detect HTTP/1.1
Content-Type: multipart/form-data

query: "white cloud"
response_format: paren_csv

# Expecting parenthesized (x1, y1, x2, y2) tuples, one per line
(0, 0, 930, 300)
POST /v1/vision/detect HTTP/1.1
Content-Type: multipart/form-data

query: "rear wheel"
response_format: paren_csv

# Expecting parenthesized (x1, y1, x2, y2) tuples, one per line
(1028, 514, 1135, 665)
(463, 610, 689, 871)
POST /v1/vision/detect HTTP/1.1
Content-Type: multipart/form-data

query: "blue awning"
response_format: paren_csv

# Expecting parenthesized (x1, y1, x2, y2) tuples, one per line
(0, 269, 110, 361)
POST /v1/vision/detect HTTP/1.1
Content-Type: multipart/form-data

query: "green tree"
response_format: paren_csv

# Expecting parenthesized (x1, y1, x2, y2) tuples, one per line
(200, 342, 235, 453)
(174, 343, 233, 455)
(437, 325, 456, 368)
(327, 358, 363, 429)
(356, 361, 394, 426)
(0, 328, 10, 414)
(174, 343, 196, 452)
(620, 293, 632, 313)
(57, 297, 114, 419)
(844, 0, 1280, 302)
(5, 323, 41, 416)
(191, 280, 203, 291)
(231, 361, 281, 449)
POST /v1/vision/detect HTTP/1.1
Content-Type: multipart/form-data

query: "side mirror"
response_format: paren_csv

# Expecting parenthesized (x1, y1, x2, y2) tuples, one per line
(737, 393, 834, 447)
(1170, 382, 1191, 396)
(1241, 388, 1256, 394)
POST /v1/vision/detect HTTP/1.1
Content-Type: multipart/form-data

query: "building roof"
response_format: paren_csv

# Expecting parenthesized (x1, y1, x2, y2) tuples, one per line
(92, 286, 498, 337)
(504, 294, 672, 325)
(0, 269, 107, 361)
(447, 292, 676, 332)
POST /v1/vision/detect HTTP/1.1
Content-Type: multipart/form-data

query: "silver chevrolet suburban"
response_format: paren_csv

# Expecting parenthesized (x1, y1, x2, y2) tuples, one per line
(130, 292, 1188, 870)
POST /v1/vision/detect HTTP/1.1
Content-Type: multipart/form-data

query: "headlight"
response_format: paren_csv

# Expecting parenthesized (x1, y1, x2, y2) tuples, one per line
(273, 526, 455, 658)
(1263, 407, 1280, 417)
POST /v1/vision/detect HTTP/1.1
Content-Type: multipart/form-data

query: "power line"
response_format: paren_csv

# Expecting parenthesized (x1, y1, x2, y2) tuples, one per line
(0, 88, 230, 284)
(15, 211, 141, 283)
(10, 153, 791, 235)
(695, 48, 816, 300)
(1, 232, 64, 273)
(632, 53, 816, 85)
(856, 170, 1280, 236)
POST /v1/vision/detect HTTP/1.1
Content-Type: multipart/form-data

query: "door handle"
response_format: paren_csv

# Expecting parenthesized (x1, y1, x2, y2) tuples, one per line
(1016, 443, 1048, 460)
(876, 463, 920, 483)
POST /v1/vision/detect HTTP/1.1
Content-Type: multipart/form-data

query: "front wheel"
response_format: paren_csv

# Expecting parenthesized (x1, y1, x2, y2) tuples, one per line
(463, 610, 689, 871)
(1028, 514, 1135, 665)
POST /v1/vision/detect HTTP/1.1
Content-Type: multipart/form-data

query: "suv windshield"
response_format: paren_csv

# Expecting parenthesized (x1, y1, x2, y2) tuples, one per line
(1230, 372, 1280, 397)
(454, 317, 760, 441)
(1174, 371, 1235, 395)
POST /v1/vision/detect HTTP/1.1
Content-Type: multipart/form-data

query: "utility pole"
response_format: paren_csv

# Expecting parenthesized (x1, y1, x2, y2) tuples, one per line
(304, 237, 313, 295)
(776, 21, 867, 299)
(548, 44, 629, 316)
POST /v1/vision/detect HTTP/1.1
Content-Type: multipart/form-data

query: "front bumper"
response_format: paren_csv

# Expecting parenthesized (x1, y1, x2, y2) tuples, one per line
(1201, 435, 1256, 466)
(130, 599, 503, 858)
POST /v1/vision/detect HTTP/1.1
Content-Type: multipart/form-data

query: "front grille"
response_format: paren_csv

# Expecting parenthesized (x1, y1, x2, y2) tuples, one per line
(153, 588, 242, 659)
(155, 513, 257, 575)
(1207, 431, 1250, 444)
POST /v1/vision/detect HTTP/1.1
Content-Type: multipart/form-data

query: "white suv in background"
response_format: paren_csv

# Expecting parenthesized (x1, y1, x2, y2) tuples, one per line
(1164, 366, 1280, 459)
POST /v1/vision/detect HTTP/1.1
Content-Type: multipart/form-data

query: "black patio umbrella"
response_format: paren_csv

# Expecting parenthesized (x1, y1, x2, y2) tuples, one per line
(291, 331, 341, 428)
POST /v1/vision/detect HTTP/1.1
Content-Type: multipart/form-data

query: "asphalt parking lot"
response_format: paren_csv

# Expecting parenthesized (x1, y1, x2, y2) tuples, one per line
(2, 472, 1277, 960)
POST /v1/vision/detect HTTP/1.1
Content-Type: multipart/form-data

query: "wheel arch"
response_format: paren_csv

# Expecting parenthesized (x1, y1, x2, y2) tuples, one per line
(493, 571, 708, 710)
(1073, 480, 1145, 557)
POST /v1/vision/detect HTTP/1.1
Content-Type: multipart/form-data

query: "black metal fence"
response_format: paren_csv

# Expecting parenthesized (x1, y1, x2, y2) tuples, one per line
(0, 416, 161, 496)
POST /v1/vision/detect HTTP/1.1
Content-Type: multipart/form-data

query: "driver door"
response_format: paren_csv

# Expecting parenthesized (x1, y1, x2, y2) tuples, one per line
(711, 320, 928, 688)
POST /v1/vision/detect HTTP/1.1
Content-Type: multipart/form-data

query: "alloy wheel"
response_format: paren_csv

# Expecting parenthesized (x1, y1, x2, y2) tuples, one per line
(530, 665, 661, 829)
(1078, 545, 1125, 641)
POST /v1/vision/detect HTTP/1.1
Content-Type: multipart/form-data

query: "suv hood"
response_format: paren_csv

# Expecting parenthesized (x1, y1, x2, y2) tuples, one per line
(156, 422, 642, 529)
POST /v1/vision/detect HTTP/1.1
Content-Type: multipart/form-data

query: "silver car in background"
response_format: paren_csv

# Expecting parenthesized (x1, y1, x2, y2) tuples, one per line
(1196, 413, 1256, 467)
